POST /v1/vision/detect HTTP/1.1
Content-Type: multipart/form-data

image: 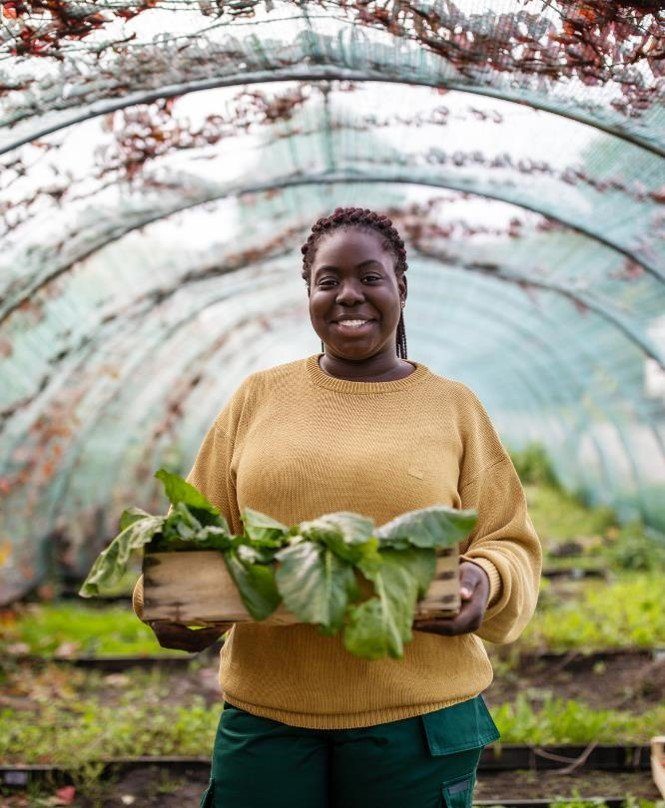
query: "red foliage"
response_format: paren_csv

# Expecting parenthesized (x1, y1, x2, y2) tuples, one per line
(96, 87, 310, 182)
(4, 0, 159, 57)
(337, 0, 664, 115)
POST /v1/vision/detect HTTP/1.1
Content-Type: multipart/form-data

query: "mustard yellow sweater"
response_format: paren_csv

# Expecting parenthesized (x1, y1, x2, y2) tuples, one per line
(133, 354, 541, 729)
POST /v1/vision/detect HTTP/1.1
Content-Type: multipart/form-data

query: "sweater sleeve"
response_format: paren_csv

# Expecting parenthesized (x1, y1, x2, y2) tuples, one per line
(132, 379, 252, 623)
(455, 387, 542, 644)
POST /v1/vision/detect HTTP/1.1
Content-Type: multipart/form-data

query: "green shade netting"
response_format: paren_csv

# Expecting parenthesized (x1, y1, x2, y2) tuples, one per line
(0, 1, 663, 601)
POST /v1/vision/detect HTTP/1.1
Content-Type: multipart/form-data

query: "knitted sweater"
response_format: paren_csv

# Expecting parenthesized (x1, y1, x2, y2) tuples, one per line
(133, 354, 542, 729)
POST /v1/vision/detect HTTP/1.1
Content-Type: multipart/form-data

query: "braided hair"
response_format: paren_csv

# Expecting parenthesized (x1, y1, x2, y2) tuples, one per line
(300, 206, 408, 359)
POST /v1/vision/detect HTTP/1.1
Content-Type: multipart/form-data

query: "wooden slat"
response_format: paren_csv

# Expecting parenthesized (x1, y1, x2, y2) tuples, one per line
(142, 552, 297, 625)
(415, 548, 460, 618)
(142, 545, 460, 624)
(652, 736, 665, 798)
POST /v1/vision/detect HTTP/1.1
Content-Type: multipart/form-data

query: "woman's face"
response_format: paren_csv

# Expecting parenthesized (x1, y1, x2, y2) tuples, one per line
(308, 227, 406, 360)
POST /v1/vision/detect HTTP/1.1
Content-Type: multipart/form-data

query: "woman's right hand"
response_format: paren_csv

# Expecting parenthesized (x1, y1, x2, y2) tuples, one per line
(148, 620, 233, 653)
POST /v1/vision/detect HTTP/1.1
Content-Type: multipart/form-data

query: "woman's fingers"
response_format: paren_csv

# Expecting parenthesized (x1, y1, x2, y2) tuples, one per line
(412, 562, 490, 636)
(148, 620, 230, 652)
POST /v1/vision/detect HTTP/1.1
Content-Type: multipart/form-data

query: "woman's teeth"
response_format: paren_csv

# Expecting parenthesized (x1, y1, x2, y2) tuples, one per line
(337, 320, 369, 328)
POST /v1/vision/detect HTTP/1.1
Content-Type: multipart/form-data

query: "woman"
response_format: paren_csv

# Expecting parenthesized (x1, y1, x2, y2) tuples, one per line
(132, 206, 542, 808)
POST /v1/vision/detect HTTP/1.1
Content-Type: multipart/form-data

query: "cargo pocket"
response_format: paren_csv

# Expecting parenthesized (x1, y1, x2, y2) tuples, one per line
(199, 779, 215, 807)
(421, 695, 500, 756)
(441, 772, 475, 808)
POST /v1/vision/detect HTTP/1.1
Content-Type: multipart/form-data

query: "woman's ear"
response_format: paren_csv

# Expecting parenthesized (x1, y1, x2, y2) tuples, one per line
(399, 273, 408, 304)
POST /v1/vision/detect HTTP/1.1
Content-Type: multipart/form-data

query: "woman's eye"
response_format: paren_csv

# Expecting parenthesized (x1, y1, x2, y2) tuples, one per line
(317, 275, 380, 287)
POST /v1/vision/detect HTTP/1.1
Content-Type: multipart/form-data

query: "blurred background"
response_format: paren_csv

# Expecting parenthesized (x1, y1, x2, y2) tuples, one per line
(1, 1, 664, 805)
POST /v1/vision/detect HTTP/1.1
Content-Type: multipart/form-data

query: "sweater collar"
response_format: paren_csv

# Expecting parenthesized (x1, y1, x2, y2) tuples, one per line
(305, 353, 430, 394)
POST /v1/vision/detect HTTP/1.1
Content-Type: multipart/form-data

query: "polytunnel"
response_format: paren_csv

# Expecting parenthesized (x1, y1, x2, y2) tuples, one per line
(1, 0, 664, 603)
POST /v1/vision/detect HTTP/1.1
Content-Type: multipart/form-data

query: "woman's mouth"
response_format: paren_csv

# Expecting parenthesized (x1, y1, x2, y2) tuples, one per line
(333, 319, 375, 333)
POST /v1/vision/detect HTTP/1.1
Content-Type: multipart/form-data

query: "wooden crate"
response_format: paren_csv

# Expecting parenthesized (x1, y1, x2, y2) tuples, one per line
(142, 546, 459, 626)
(415, 546, 460, 618)
(652, 736, 665, 799)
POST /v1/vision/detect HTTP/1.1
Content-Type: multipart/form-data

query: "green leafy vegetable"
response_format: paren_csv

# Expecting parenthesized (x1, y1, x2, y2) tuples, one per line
(79, 513, 164, 597)
(299, 512, 379, 565)
(156, 503, 233, 552)
(345, 550, 420, 659)
(241, 508, 290, 547)
(275, 542, 359, 634)
(154, 468, 224, 527)
(376, 505, 477, 549)
(119, 506, 154, 531)
(223, 550, 281, 621)
(80, 470, 478, 660)
(395, 547, 437, 599)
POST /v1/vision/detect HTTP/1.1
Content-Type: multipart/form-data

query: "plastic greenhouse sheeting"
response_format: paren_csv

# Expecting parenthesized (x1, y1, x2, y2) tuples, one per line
(0, 0, 664, 602)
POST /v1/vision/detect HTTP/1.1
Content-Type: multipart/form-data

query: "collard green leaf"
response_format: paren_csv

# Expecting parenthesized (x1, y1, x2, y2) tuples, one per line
(162, 502, 203, 542)
(299, 511, 374, 544)
(148, 503, 233, 552)
(376, 505, 477, 550)
(236, 543, 280, 565)
(399, 547, 437, 598)
(223, 550, 281, 621)
(241, 507, 290, 547)
(298, 512, 377, 564)
(194, 525, 234, 551)
(343, 599, 399, 660)
(275, 542, 358, 633)
(154, 468, 224, 527)
(119, 506, 153, 532)
(344, 551, 419, 660)
(79, 514, 164, 597)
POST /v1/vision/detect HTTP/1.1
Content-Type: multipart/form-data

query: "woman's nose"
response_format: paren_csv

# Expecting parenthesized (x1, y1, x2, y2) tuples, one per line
(335, 280, 365, 305)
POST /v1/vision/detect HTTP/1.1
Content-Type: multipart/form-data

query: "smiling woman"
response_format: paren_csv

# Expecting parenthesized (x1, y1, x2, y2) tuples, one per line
(132, 205, 542, 808)
(302, 207, 410, 377)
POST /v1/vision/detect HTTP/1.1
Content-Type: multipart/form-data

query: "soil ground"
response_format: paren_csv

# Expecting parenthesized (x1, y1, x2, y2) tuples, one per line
(4, 649, 662, 716)
(2, 650, 663, 806)
(484, 652, 665, 713)
(1, 769, 661, 806)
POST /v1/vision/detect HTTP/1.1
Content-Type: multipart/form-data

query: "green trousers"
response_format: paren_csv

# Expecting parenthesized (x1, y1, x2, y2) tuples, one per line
(199, 696, 499, 808)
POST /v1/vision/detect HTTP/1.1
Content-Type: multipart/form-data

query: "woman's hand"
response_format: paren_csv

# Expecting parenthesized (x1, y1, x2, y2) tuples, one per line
(148, 620, 233, 653)
(412, 561, 490, 636)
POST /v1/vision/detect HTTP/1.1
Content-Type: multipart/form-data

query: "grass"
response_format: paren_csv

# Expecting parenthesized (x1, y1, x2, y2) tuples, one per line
(524, 484, 618, 546)
(509, 444, 665, 574)
(2, 569, 663, 660)
(2, 681, 663, 766)
(0, 665, 219, 766)
(509, 444, 618, 544)
(493, 693, 665, 745)
(522, 573, 665, 651)
(0, 698, 218, 762)
(0, 601, 180, 657)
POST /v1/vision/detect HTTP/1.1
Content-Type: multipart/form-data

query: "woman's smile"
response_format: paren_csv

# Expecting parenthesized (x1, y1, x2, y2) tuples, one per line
(332, 318, 376, 333)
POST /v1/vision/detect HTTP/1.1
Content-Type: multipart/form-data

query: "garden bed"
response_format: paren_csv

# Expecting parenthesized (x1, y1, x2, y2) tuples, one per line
(1, 764, 662, 807)
(485, 651, 665, 714)
(2, 657, 664, 771)
(475, 770, 663, 802)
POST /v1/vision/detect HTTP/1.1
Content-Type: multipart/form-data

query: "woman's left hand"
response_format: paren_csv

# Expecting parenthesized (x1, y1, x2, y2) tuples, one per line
(412, 561, 490, 636)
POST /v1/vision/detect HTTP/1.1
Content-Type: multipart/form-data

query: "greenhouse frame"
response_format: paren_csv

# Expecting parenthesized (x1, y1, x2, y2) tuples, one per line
(1, 0, 664, 603)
